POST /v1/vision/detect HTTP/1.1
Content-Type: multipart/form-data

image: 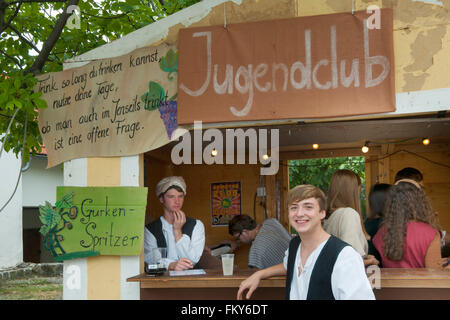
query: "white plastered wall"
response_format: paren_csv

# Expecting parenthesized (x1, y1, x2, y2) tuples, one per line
(0, 134, 23, 269)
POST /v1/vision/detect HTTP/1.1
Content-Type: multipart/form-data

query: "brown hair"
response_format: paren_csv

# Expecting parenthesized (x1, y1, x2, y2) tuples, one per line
(327, 169, 368, 238)
(394, 167, 423, 183)
(327, 170, 361, 216)
(228, 214, 257, 236)
(367, 183, 391, 220)
(382, 181, 440, 261)
(287, 184, 327, 212)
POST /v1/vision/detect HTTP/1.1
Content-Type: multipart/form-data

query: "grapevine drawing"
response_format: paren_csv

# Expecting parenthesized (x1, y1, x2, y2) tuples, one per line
(141, 48, 179, 139)
(39, 192, 78, 258)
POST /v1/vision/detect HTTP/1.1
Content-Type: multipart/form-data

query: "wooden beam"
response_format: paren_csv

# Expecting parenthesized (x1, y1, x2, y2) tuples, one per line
(265, 174, 277, 220)
(278, 160, 290, 230)
(280, 146, 381, 160)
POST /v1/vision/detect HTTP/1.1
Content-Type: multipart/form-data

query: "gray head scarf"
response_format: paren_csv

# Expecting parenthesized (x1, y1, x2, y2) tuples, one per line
(155, 176, 187, 197)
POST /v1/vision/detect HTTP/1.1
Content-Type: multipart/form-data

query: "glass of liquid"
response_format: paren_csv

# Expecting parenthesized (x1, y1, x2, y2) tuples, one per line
(221, 253, 234, 276)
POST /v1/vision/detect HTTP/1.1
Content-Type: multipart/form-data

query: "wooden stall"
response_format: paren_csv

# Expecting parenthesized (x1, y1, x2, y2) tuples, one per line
(144, 118, 450, 260)
(128, 268, 450, 300)
(137, 116, 450, 299)
(39, 0, 449, 300)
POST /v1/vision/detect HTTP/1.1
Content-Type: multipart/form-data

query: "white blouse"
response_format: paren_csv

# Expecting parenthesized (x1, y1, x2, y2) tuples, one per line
(323, 207, 369, 256)
(144, 216, 205, 269)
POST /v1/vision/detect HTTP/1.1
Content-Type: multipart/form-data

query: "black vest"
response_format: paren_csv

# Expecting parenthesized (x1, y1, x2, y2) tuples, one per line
(145, 217, 199, 268)
(285, 235, 349, 300)
(145, 216, 197, 248)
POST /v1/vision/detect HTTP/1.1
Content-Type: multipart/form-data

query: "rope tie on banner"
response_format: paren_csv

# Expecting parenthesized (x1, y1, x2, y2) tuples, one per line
(224, 3, 227, 29)
(352, 0, 355, 15)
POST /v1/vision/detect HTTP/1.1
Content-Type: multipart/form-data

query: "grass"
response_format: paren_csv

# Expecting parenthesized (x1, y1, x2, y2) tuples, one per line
(0, 275, 62, 300)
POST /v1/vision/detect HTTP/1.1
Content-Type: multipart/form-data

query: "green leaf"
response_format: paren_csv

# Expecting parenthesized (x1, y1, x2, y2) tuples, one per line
(5, 100, 14, 110)
(0, 93, 7, 104)
(38, 201, 61, 234)
(14, 78, 21, 90)
(33, 97, 48, 109)
(159, 49, 178, 76)
(40, 225, 50, 236)
(12, 99, 23, 109)
(55, 192, 73, 210)
(141, 81, 166, 111)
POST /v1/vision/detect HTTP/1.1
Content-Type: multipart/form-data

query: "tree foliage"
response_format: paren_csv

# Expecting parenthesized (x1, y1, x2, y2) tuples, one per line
(0, 0, 202, 163)
(289, 157, 367, 216)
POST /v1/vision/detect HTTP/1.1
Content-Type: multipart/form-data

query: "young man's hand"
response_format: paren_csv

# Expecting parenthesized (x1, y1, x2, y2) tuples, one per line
(236, 264, 286, 300)
(237, 271, 262, 300)
(172, 210, 186, 241)
(169, 258, 194, 271)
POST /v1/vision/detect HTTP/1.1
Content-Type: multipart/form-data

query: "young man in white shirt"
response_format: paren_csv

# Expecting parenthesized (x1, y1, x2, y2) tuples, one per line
(237, 184, 375, 300)
(144, 176, 205, 271)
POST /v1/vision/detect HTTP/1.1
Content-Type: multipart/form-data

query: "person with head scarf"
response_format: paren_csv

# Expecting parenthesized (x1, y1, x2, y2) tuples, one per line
(144, 176, 205, 271)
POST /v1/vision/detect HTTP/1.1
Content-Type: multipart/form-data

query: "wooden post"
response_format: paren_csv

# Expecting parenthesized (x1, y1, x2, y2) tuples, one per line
(264, 174, 277, 220)
(62, 155, 143, 300)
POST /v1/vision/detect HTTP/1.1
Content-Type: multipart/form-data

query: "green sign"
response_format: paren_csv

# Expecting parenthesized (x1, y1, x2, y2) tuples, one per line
(40, 186, 148, 261)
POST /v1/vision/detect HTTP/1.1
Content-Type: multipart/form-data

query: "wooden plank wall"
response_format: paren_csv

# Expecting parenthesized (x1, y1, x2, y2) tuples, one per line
(369, 141, 450, 231)
(281, 141, 450, 232)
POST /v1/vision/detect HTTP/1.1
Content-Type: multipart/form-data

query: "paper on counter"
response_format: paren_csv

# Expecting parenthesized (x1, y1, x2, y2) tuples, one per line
(169, 269, 206, 276)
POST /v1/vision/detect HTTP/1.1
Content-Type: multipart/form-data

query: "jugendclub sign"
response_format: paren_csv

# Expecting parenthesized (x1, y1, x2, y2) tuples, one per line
(178, 9, 395, 124)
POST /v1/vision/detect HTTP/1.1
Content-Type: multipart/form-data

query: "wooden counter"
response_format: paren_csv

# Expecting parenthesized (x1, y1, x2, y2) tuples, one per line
(375, 268, 450, 300)
(127, 268, 450, 300)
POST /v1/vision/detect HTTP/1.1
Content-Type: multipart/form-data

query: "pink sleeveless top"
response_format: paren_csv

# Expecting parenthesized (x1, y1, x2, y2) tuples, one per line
(373, 221, 437, 268)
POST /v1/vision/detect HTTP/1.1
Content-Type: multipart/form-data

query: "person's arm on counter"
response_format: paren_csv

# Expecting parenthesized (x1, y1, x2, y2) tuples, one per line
(168, 258, 194, 271)
(237, 263, 286, 300)
(425, 232, 445, 268)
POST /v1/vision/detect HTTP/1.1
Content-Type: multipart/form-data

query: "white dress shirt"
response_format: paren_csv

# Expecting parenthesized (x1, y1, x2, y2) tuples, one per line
(144, 216, 205, 269)
(283, 238, 375, 300)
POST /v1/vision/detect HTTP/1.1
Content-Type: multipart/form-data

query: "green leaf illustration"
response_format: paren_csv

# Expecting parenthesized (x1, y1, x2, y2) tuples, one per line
(55, 192, 73, 210)
(40, 224, 51, 236)
(38, 201, 61, 236)
(141, 81, 166, 111)
(159, 49, 178, 80)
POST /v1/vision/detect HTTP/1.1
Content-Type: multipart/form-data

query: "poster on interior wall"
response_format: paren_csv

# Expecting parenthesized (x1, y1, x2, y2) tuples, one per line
(210, 181, 241, 226)
(178, 8, 395, 124)
(36, 43, 186, 168)
(39, 186, 147, 261)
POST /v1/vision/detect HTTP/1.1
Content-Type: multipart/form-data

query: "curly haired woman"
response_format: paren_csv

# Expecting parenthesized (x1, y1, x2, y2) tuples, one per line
(372, 180, 443, 268)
